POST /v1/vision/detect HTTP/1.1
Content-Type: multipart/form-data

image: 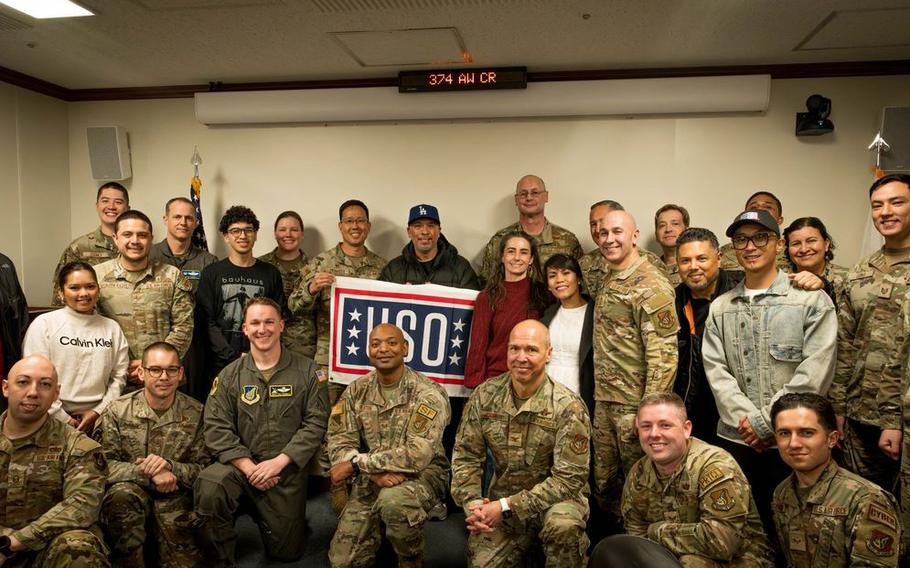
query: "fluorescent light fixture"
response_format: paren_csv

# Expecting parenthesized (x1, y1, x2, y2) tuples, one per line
(0, 0, 93, 18)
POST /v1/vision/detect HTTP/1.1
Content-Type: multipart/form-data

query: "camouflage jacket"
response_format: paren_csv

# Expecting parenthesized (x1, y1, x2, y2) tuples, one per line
(479, 220, 583, 284)
(148, 240, 218, 294)
(287, 244, 386, 368)
(451, 373, 590, 522)
(832, 248, 910, 429)
(718, 242, 791, 273)
(51, 227, 119, 306)
(823, 262, 849, 304)
(622, 438, 775, 566)
(592, 256, 679, 406)
(579, 248, 668, 298)
(327, 367, 450, 491)
(204, 349, 329, 467)
(773, 460, 901, 567)
(94, 258, 195, 360)
(96, 390, 209, 491)
(259, 249, 317, 360)
(0, 414, 107, 551)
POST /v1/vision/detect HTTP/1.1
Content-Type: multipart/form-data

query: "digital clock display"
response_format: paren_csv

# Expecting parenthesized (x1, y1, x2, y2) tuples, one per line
(398, 67, 527, 93)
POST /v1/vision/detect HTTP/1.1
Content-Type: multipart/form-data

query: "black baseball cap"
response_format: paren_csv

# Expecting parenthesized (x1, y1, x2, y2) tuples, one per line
(725, 209, 781, 238)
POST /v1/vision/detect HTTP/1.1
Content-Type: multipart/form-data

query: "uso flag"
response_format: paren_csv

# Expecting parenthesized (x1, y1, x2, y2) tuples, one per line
(329, 277, 478, 397)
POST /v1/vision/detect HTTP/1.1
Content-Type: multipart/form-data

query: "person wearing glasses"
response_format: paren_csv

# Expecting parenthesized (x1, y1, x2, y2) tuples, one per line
(196, 206, 285, 380)
(96, 342, 209, 568)
(23, 261, 128, 433)
(288, 199, 387, 401)
(703, 209, 836, 543)
(95, 210, 194, 392)
(478, 175, 583, 284)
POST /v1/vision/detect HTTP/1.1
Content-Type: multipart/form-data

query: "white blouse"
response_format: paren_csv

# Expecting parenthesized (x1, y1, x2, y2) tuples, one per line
(545, 303, 587, 394)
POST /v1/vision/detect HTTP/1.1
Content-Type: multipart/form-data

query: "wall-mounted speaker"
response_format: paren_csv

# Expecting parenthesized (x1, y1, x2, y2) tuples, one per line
(880, 107, 910, 173)
(86, 126, 132, 181)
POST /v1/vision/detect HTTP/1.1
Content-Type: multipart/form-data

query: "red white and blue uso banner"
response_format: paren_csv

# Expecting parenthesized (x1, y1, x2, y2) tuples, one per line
(329, 277, 479, 397)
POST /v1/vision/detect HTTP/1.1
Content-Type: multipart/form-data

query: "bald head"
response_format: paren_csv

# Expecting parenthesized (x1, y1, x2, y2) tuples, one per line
(507, 319, 552, 390)
(599, 210, 640, 269)
(369, 323, 405, 344)
(8, 355, 58, 385)
(514, 175, 548, 217)
(368, 323, 409, 375)
(516, 175, 546, 193)
(509, 319, 550, 348)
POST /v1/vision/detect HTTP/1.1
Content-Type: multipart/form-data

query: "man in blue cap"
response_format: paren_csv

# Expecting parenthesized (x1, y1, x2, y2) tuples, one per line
(379, 203, 480, 290)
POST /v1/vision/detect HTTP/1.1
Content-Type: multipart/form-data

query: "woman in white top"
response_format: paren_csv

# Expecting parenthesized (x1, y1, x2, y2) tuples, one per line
(23, 261, 128, 431)
(540, 254, 595, 415)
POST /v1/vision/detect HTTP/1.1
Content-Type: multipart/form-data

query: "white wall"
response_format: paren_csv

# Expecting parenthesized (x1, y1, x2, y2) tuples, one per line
(15, 74, 906, 303)
(0, 83, 70, 306)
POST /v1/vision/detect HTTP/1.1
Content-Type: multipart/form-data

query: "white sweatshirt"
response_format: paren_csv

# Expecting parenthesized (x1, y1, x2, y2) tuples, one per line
(23, 306, 129, 421)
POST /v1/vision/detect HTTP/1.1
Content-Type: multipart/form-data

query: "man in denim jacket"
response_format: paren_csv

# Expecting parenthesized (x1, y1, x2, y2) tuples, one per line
(703, 209, 836, 544)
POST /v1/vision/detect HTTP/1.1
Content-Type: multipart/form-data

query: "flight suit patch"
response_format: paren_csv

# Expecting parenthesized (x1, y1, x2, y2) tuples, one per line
(867, 529, 895, 557)
(241, 385, 261, 405)
(269, 384, 293, 398)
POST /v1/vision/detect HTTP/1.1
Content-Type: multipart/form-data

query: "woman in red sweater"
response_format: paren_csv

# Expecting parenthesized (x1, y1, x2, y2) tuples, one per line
(464, 231, 550, 388)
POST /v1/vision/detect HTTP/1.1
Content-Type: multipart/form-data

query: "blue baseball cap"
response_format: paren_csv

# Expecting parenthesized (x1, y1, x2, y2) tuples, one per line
(408, 204, 440, 225)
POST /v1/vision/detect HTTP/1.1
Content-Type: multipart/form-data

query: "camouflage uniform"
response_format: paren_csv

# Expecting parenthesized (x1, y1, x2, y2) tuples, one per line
(287, 243, 386, 380)
(51, 227, 119, 306)
(622, 437, 775, 567)
(148, 240, 218, 294)
(579, 248, 668, 298)
(96, 390, 209, 567)
(94, 258, 195, 361)
(259, 248, 317, 359)
(662, 259, 681, 286)
(830, 248, 910, 491)
(823, 262, 849, 305)
(718, 243, 790, 273)
(194, 349, 329, 566)
(451, 373, 591, 568)
(326, 366, 450, 567)
(592, 256, 679, 506)
(479, 221, 583, 284)
(773, 460, 901, 567)
(0, 413, 109, 568)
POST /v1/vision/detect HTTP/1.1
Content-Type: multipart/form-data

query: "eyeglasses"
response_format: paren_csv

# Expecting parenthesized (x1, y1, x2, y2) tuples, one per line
(227, 227, 256, 237)
(731, 232, 774, 250)
(144, 366, 182, 378)
(515, 190, 546, 200)
(341, 217, 369, 226)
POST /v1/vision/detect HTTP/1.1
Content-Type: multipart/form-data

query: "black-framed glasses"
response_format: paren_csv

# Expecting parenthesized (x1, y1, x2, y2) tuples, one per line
(227, 227, 256, 237)
(731, 232, 774, 250)
(144, 366, 182, 378)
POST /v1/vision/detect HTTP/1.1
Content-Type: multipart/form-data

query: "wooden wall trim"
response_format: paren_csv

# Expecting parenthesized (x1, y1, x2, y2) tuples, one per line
(3, 60, 910, 102)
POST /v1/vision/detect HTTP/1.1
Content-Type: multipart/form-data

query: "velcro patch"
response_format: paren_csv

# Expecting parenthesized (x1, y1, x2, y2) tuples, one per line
(709, 488, 734, 512)
(569, 434, 589, 455)
(699, 467, 727, 490)
(813, 504, 848, 516)
(269, 384, 293, 398)
(530, 416, 557, 430)
(868, 503, 897, 530)
(417, 404, 438, 420)
(867, 529, 895, 557)
(209, 376, 220, 397)
(331, 402, 344, 416)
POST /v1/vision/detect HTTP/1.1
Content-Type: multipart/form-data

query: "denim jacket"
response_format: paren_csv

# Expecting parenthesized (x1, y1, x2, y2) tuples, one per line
(703, 270, 837, 442)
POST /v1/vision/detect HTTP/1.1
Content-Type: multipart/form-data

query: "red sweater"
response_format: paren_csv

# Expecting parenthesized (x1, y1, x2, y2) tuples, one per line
(464, 279, 540, 388)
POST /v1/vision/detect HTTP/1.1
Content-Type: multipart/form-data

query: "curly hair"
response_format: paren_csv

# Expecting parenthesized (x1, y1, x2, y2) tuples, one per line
(219, 205, 260, 234)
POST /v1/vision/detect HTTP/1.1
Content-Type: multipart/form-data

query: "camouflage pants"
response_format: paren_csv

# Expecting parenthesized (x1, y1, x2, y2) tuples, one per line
(467, 499, 589, 568)
(329, 477, 438, 567)
(194, 462, 308, 567)
(9, 529, 109, 568)
(101, 481, 201, 568)
(592, 402, 641, 511)
(841, 418, 900, 493)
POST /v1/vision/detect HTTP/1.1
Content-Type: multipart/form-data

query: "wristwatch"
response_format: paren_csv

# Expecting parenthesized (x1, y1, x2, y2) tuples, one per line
(350, 455, 361, 476)
(499, 497, 512, 519)
(0, 535, 13, 557)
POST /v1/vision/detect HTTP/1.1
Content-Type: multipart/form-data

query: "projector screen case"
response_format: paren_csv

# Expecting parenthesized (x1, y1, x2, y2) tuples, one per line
(195, 74, 771, 125)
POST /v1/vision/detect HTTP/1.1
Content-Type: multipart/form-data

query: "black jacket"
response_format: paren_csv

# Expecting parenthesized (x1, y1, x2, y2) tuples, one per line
(0, 253, 28, 377)
(673, 269, 742, 441)
(378, 235, 480, 290)
(540, 297, 595, 416)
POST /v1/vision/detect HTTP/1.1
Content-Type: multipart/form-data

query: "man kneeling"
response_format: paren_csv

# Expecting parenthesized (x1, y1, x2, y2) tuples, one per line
(452, 320, 591, 567)
(97, 342, 209, 567)
(621, 393, 775, 567)
(0, 355, 109, 567)
(327, 324, 451, 568)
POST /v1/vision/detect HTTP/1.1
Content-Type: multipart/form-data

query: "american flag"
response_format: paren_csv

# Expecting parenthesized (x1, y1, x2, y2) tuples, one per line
(190, 175, 209, 251)
(329, 277, 478, 397)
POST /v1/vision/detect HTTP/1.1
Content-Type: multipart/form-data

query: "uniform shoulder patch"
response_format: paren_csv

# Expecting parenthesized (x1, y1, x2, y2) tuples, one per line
(866, 529, 896, 557)
(698, 467, 731, 491)
(868, 502, 898, 530)
(708, 487, 735, 512)
(569, 434, 589, 455)
(417, 404, 438, 420)
(241, 385, 260, 405)
(209, 376, 220, 397)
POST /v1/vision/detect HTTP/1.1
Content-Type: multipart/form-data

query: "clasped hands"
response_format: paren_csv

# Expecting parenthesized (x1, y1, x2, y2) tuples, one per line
(135, 453, 178, 493)
(464, 498, 505, 535)
(233, 454, 291, 491)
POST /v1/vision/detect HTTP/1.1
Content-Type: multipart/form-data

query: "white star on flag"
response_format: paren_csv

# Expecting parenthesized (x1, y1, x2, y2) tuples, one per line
(453, 319, 466, 332)
(346, 343, 359, 356)
(450, 336, 463, 349)
(348, 327, 361, 339)
(448, 353, 462, 366)
(349, 309, 362, 322)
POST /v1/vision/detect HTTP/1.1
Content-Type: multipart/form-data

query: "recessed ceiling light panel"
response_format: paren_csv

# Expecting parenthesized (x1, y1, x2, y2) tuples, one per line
(0, 0, 93, 19)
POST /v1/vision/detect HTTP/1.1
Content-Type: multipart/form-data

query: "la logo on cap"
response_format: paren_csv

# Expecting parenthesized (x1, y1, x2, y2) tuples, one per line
(419, 206, 427, 215)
